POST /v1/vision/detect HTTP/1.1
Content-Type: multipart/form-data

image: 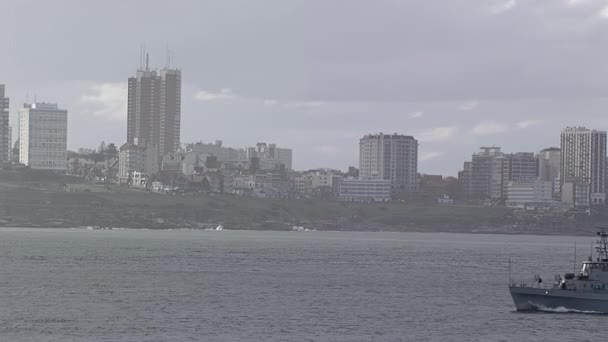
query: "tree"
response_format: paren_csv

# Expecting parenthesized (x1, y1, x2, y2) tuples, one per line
(98, 141, 107, 157)
(106, 143, 118, 158)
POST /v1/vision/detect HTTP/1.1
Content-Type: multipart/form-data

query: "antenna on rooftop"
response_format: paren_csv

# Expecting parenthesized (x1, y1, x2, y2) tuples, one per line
(146, 53, 150, 71)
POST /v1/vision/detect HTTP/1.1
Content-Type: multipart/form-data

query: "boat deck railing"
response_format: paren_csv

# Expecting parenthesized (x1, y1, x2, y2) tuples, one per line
(510, 281, 554, 289)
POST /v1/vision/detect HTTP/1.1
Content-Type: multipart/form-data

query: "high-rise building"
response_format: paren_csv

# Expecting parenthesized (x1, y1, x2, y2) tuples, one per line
(560, 127, 607, 205)
(537, 147, 561, 182)
(359, 133, 418, 191)
(0, 85, 9, 162)
(19, 103, 68, 173)
(467, 147, 504, 200)
(537, 147, 561, 197)
(463, 148, 539, 201)
(501, 152, 538, 197)
(127, 55, 181, 158)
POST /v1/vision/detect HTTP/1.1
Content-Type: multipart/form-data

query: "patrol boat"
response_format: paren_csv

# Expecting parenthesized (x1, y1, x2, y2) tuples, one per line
(509, 229, 608, 313)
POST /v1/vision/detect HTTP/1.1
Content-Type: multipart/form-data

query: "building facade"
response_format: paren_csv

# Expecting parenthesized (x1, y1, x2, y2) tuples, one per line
(0, 85, 9, 163)
(338, 178, 392, 202)
(560, 127, 607, 205)
(186, 141, 246, 163)
(505, 180, 554, 206)
(537, 147, 561, 182)
(127, 59, 181, 158)
(462, 147, 539, 201)
(19, 103, 68, 173)
(537, 147, 561, 197)
(466, 147, 504, 200)
(247, 142, 293, 171)
(359, 133, 418, 191)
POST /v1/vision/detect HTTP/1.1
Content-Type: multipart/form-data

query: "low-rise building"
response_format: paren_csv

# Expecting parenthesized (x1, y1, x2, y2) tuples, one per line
(338, 178, 392, 202)
(130, 171, 147, 189)
(505, 180, 554, 206)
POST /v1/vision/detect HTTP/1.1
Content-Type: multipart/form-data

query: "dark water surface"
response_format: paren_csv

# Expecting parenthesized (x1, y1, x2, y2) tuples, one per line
(0, 228, 602, 341)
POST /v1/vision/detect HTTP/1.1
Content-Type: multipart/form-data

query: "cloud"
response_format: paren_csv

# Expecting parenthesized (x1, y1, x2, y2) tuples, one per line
(194, 88, 236, 102)
(79, 82, 127, 123)
(471, 122, 509, 136)
(318, 145, 340, 157)
(418, 127, 458, 142)
(263, 99, 278, 106)
(420, 152, 444, 161)
(489, 0, 517, 14)
(283, 101, 325, 109)
(599, 5, 608, 18)
(459, 101, 480, 111)
(409, 111, 424, 118)
(517, 119, 543, 129)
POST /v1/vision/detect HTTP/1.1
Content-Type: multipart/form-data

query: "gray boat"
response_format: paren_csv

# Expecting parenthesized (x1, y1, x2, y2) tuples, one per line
(509, 229, 608, 313)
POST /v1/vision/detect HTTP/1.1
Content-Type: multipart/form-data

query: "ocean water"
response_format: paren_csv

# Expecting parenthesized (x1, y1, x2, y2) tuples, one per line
(0, 228, 603, 342)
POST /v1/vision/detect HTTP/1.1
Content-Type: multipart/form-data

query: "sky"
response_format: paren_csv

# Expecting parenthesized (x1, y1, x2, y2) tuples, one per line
(3, 0, 608, 176)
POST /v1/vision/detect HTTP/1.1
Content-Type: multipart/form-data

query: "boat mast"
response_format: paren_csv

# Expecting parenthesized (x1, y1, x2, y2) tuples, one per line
(572, 240, 576, 274)
(596, 228, 608, 261)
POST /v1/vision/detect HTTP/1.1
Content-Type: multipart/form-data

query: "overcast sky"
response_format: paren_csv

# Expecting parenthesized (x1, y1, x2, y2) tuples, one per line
(3, 0, 608, 175)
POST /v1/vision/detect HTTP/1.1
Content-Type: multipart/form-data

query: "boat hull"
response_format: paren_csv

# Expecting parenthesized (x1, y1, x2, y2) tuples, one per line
(510, 286, 608, 313)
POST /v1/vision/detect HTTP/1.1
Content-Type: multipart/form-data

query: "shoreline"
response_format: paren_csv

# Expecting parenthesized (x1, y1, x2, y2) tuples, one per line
(0, 224, 598, 237)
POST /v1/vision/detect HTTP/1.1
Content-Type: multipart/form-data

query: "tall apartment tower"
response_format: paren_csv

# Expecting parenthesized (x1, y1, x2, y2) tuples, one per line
(467, 146, 504, 200)
(19, 103, 68, 173)
(560, 127, 607, 205)
(127, 55, 181, 158)
(359, 133, 418, 191)
(0, 85, 9, 162)
(537, 147, 561, 182)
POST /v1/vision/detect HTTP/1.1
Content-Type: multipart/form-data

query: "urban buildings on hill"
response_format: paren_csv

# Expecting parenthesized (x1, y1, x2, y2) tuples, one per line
(560, 127, 606, 205)
(460, 147, 539, 202)
(118, 142, 159, 184)
(359, 133, 418, 191)
(186, 141, 247, 163)
(247, 143, 293, 171)
(18, 103, 68, 173)
(0, 85, 9, 163)
(127, 55, 181, 158)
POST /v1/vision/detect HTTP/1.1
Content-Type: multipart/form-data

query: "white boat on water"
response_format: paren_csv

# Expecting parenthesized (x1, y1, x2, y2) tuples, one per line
(215, 225, 224, 231)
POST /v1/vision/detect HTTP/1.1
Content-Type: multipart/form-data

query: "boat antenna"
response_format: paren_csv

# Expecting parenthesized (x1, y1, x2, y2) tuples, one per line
(574, 240, 577, 274)
(508, 256, 512, 286)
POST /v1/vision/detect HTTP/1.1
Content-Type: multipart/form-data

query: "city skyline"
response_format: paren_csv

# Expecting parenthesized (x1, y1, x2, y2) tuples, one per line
(4, 1, 608, 175)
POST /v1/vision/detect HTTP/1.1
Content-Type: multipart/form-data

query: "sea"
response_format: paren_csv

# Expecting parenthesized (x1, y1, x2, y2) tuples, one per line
(0, 228, 602, 342)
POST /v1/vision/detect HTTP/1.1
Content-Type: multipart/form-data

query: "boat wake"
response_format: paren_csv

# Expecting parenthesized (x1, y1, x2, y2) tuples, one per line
(531, 303, 603, 315)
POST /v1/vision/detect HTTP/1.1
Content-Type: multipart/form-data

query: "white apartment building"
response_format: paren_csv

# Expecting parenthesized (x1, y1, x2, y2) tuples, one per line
(560, 127, 606, 205)
(505, 180, 554, 206)
(359, 133, 418, 191)
(338, 178, 392, 202)
(19, 103, 67, 173)
(0, 85, 9, 163)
